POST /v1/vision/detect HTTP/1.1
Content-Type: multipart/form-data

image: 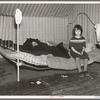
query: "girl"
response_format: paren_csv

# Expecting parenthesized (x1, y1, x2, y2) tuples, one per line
(69, 24, 90, 77)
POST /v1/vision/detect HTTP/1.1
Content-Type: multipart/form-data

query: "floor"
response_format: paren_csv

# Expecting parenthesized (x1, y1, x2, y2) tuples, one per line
(0, 58, 69, 85)
(0, 57, 100, 96)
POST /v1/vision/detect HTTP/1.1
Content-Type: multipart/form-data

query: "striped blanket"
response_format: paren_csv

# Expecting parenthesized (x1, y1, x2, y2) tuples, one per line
(0, 46, 100, 70)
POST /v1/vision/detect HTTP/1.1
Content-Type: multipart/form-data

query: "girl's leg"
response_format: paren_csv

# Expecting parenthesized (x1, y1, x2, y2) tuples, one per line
(83, 59, 88, 71)
(75, 57, 82, 72)
(75, 58, 84, 77)
(83, 59, 90, 76)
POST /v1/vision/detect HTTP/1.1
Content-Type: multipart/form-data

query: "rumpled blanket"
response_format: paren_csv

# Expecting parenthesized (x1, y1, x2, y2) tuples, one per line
(0, 46, 100, 70)
(47, 48, 100, 70)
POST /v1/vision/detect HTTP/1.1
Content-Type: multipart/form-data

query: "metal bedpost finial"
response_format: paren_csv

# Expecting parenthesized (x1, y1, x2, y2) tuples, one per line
(15, 8, 22, 25)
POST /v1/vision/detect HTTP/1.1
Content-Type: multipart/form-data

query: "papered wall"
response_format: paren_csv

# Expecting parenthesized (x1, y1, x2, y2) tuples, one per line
(0, 15, 68, 45)
(67, 4, 100, 44)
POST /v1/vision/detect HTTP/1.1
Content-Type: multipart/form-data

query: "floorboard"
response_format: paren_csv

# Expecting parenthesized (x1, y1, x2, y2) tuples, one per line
(0, 58, 100, 96)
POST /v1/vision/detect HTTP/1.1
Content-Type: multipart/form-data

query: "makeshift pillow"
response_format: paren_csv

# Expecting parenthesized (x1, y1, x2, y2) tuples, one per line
(22, 38, 40, 49)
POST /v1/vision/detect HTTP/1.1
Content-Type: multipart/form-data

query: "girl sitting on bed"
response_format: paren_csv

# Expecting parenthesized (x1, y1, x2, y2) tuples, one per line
(69, 24, 90, 78)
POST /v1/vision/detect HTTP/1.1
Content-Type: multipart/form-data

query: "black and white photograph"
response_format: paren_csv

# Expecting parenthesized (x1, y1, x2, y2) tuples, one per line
(0, 1, 100, 99)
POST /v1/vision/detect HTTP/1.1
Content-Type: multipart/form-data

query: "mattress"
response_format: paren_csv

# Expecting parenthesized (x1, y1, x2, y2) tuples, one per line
(0, 46, 100, 70)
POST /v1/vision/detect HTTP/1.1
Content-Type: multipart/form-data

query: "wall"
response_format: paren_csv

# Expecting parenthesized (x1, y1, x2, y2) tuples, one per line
(0, 16, 16, 43)
(67, 4, 100, 44)
(0, 15, 68, 45)
(0, 4, 100, 45)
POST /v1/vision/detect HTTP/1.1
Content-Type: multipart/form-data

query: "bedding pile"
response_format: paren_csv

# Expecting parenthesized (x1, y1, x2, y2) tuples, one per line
(0, 38, 100, 70)
(0, 46, 49, 66)
(0, 38, 71, 67)
(20, 38, 70, 58)
(46, 50, 98, 70)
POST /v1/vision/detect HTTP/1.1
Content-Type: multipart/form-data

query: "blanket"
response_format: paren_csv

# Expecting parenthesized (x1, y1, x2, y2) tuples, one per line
(20, 38, 70, 58)
(47, 48, 100, 70)
(0, 38, 70, 59)
(0, 46, 100, 70)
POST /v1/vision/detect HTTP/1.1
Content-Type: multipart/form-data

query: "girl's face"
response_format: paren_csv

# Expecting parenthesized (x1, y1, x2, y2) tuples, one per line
(75, 28, 81, 36)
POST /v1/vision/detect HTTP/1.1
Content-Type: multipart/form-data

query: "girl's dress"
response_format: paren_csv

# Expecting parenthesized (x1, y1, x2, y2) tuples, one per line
(69, 36, 89, 60)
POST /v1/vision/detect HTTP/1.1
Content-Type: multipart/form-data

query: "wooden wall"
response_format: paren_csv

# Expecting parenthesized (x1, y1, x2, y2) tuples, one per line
(67, 4, 100, 44)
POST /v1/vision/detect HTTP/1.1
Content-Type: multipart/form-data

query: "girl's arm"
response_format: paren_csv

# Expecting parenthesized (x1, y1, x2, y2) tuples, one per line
(71, 47, 81, 55)
(81, 39, 86, 55)
(82, 47, 85, 52)
(80, 47, 86, 55)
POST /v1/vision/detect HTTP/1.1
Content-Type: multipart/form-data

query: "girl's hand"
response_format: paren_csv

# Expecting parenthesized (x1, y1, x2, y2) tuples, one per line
(77, 52, 81, 55)
(80, 47, 85, 55)
(80, 51, 84, 55)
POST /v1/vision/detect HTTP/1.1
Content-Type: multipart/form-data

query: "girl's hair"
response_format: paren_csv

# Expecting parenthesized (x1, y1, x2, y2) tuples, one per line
(72, 24, 83, 36)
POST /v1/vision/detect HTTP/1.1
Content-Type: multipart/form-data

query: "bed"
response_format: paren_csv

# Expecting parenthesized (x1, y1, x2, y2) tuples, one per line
(0, 38, 100, 81)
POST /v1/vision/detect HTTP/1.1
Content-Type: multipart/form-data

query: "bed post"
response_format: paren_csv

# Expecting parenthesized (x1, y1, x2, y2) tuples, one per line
(15, 8, 22, 82)
(17, 24, 20, 82)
